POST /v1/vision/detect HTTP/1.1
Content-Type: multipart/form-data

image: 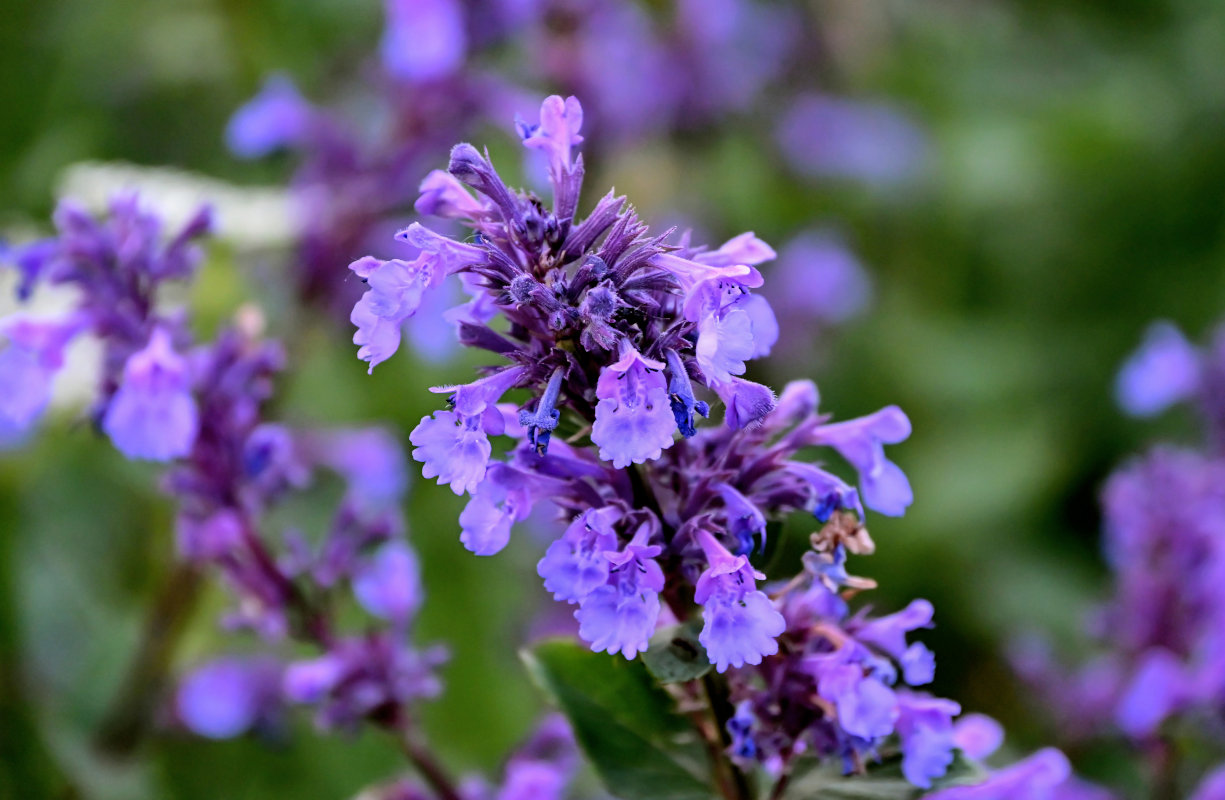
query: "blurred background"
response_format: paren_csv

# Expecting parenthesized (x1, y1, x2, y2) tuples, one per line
(3, 0, 1225, 797)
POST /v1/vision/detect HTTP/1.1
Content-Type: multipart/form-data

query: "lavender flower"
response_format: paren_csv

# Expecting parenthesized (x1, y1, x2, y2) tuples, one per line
(102, 327, 199, 460)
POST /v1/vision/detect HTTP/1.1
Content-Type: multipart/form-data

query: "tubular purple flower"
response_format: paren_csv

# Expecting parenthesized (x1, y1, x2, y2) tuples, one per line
(409, 410, 493, 496)
(103, 327, 199, 461)
(415, 169, 487, 220)
(895, 693, 961, 789)
(810, 406, 913, 516)
(713, 376, 776, 429)
(694, 529, 785, 672)
(851, 598, 935, 686)
(575, 524, 663, 659)
(460, 462, 563, 555)
(1115, 321, 1201, 417)
(538, 507, 622, 603)
(811, 655, 899, 739)
(591, 344, 676, 468)
(925, 749, 1072, 800)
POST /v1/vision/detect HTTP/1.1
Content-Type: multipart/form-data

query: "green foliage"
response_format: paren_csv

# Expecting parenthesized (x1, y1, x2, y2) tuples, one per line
(522, 639, 716, 800)
(642, 621, 713, 685)
(784, 752, 983, 800)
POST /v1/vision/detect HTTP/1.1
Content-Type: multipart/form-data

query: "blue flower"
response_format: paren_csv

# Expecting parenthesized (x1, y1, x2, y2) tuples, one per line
(811, 406, 913, 516)
(576, 524, 663, 659)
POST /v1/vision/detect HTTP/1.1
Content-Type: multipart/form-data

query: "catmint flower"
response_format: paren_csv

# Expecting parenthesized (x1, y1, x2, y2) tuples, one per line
(592, 345, 676, 468)
(538, 507, 622, 602)
(0, 315, 81, 435)
(103, 328, 200, 461)
(810, 406, 913, 516)
(575, 524, 663, 658)
(410, 410, 494, 495)
(694, 530, 785, 671)
(895, 693, 961, 789)
(850, 598, 936, 686)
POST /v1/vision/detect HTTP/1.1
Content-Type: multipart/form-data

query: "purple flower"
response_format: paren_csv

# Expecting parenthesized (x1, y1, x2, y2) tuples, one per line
(895, 692, 960, 789)
(925, 749, 1073, 800)
(102, 328, 199, 461)
(353, 541, 423, 624)
(410, 410, 494, 496)
(953, 713, 1005, 760)
(768, 229, 872, 326)
(460, 462, 563, 555)
(226, 75, 315, 158)
(810, 653, 899, 739)
(592, 345, 676, 468)
(576, 524, 664, 658)
(177, 657, 282, 739)
(713, 376, 776, 430)
(1114, 648, 1189, 738)
(1115, 322, 1201, 417)
(538, 507, 621, 603)
(1190, 764, 1225, 800)
(810, 406, 913, 516)
(381, 0, 466, 82)
(0, 315, 80, 435)
(415, 169, 487, 220)
(851, 598, 935, 686)
(694, 530, 785, 672)
(776, 93, 928, 186)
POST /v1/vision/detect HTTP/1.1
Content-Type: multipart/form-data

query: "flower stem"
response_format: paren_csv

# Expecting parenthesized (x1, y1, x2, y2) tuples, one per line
(395, 725, 465, 800)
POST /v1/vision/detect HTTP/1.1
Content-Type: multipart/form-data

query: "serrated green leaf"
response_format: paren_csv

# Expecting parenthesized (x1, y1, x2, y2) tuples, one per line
(521, 639, 717, 800)
(642, 621, 712, 684)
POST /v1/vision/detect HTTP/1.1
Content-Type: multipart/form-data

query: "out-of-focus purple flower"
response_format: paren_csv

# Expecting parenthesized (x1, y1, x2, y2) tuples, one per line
(1115, 322, 1201, 417)
(226, 75, 316, 159)
(695, 530, 785, 671)
(381, 0, 467, 82)
(953, 713, 1005, 760)
(1190, 764, 1225, 800)
(307, 427, 408, 509)
(177, 657, 282, 739)
(0, 315, 80, 435)
(777, 94, 928, 186)
(768, 230, 872, 327)
(102, 328, 199, 461)
(353, 541, 423, 624)
(924, 749, 1103, 800)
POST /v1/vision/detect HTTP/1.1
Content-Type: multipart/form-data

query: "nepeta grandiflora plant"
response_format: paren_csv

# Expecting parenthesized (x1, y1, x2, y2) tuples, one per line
(348, 95, 1108, 800)
(1014, 323, 1225, 799)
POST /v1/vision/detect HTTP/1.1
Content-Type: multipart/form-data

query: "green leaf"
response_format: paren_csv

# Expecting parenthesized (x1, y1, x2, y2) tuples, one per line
(784, 751, 984, 799)
(642, 621, 712, 684)
(521, 639, 718, 800)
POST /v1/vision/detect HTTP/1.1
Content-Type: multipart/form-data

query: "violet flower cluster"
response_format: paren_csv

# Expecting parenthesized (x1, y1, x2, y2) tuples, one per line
(350, 94, 1098, 796)
(0, 196, 584, 800)
(1015, 321, 1225, 799)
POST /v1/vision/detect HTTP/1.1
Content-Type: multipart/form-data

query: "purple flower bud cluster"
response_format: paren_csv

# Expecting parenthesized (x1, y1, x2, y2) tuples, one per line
(1013, 321, 1225, 797)
(345, 96, 1108, 794)
(1, 197, 447, 754)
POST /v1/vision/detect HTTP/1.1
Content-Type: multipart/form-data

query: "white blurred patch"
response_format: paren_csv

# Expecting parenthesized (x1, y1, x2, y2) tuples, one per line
(57, 161, 296, 250)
